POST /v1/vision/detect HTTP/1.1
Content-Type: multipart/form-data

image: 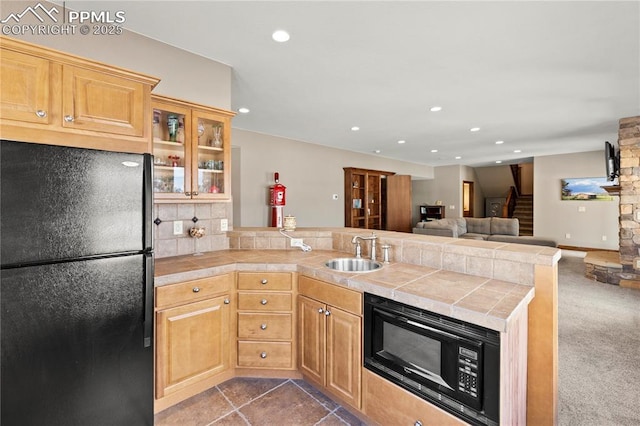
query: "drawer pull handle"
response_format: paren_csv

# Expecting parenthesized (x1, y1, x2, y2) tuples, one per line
(261, 279, 268, 285)
(260, 299, 268, 305)
(324, 310, 331, 316)
(35, 110, 47, 118)
(64, 115, 75, 122)
(415, 421, 423, 426)
(260, 323, 267, 330)
(192, 287, 200, 293)
(224, 298, 230, 304)
(318, 308, 324, 314)
(260, 352, 267, 359)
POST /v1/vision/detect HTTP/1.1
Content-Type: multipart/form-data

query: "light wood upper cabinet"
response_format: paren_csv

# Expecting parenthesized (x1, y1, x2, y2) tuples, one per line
(152, 94, 234, 201)
(0, 36, 159, 154)
(62, 66, 146, 137)
(0, 49, 50, 124)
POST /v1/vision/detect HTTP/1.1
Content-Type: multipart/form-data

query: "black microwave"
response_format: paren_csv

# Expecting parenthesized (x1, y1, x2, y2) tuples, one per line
(364, 293, 500, 426)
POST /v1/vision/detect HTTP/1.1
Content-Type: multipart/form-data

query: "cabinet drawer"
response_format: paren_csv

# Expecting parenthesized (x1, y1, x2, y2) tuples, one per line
(363, 370, 464, 426)
(156, 274, 232, 308)
(237, 341, 293, 368)
(237, 272, 292, 290)
(237, 292, 292, 311)
(299, 276, 362, 316)
(237, 313, 292, 340)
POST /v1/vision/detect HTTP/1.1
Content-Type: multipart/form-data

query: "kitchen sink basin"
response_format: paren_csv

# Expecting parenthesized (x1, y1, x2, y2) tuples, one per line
(325, 258, 383, 272)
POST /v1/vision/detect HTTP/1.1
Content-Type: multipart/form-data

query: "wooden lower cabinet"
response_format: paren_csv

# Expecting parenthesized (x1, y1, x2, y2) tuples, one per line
(154, 274, 233, 412)
(363, 369, 465, 426)
(298, 276, 362, 409)
(236, 272, 296, 370)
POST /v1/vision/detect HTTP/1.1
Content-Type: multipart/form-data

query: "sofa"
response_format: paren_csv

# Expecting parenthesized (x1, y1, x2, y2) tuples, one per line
(413, 217, 557, 247)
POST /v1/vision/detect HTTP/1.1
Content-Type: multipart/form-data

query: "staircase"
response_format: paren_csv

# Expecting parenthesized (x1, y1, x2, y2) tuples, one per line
(513, 195, 533, 236)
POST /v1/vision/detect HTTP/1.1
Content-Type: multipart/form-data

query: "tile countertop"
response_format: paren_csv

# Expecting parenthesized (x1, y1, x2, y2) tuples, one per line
(155, 248, 536, 333)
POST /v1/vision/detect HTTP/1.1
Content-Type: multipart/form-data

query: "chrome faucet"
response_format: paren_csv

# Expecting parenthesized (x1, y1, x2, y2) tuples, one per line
(351, 232, 377, 260)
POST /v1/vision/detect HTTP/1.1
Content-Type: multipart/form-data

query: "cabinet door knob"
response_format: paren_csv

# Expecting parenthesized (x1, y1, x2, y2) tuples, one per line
(317, 308, 324, 314)
(35, 110, 47, 118)
(224, 298, 230, 304)
(260, 323, 267, 330)
(415, 421, 423, 426)
(192, 192, 199, 196)
(192, 287, 200, 293)
(185, 192, 192, 197)
(64, 115, 74, 122)
(261, 279, 268, 285)
(260, 299, 268, 305)
(324, 310, 331, 316)
(260, 352, 267, 359)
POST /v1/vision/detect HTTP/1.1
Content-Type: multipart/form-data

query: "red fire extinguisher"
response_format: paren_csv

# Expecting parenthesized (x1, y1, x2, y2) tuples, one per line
(269, 172, 286, 227)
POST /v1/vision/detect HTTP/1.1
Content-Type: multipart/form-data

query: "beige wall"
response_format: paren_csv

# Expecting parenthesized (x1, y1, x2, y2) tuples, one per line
(474, 165, 515, 197)
(412, 165, 463, 224)
(535, 150, 619, 250)
(232, 129, 433, 227)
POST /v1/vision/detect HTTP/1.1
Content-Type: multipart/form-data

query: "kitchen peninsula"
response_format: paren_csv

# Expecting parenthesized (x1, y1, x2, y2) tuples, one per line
(155, 227, 560, 426)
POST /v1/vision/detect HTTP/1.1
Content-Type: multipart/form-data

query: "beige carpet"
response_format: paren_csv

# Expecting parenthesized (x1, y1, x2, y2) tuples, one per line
(558, 252, 640, 425)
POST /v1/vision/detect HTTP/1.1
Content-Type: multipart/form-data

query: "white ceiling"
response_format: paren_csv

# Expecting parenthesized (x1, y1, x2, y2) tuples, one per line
(70, 1, 639, 167)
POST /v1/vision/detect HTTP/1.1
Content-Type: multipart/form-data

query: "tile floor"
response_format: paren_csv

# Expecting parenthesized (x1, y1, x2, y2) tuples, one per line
(154, 377, 369, 426)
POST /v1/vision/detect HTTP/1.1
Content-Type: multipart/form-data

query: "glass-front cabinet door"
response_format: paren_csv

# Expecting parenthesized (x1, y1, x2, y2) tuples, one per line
(152, 95, 234, 201)
(191, 109, 230, 198)
(152, 100, 191, 199)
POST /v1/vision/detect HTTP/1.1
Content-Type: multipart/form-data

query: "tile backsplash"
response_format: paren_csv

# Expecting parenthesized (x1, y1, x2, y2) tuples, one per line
(153, 202, 232, 258)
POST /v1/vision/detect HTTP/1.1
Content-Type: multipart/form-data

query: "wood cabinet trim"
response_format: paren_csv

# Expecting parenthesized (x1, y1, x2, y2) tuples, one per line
(151, 93, 235, 119)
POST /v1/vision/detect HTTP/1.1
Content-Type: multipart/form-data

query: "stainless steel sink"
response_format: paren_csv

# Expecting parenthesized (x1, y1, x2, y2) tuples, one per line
(325, 258, 383, 272)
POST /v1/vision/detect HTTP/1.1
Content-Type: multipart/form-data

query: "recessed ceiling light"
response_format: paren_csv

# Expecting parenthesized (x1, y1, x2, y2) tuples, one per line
(495, 140, 504, 145)
(430, 106, 442, 112)
(351, 126, 360, 131)
(374, 150, 381, 154)
(398, 140, 406, 144)
(272, 30, 290, 42)
(496, 160, 502, 164)
(455, 156, 462, 160)
(238, 107, 250, 114)
(430, 149, 438, 153)
(470, 127, 481, 132)
(514, 149, 522, 153)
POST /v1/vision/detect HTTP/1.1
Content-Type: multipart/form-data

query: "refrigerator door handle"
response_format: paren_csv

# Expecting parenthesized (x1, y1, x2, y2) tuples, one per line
(143, 154, 154, 251)
(143, 254, 154, 348)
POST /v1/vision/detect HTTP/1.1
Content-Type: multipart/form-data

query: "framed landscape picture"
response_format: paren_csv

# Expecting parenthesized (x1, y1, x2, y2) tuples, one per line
(561, 177, 614, 201)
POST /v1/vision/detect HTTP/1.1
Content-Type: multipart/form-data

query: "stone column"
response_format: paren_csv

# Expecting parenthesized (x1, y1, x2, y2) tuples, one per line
(617, 116, 640, 289)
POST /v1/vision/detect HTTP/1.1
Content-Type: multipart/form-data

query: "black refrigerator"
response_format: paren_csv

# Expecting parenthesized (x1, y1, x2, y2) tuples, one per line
(0, 140, 154, 425)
